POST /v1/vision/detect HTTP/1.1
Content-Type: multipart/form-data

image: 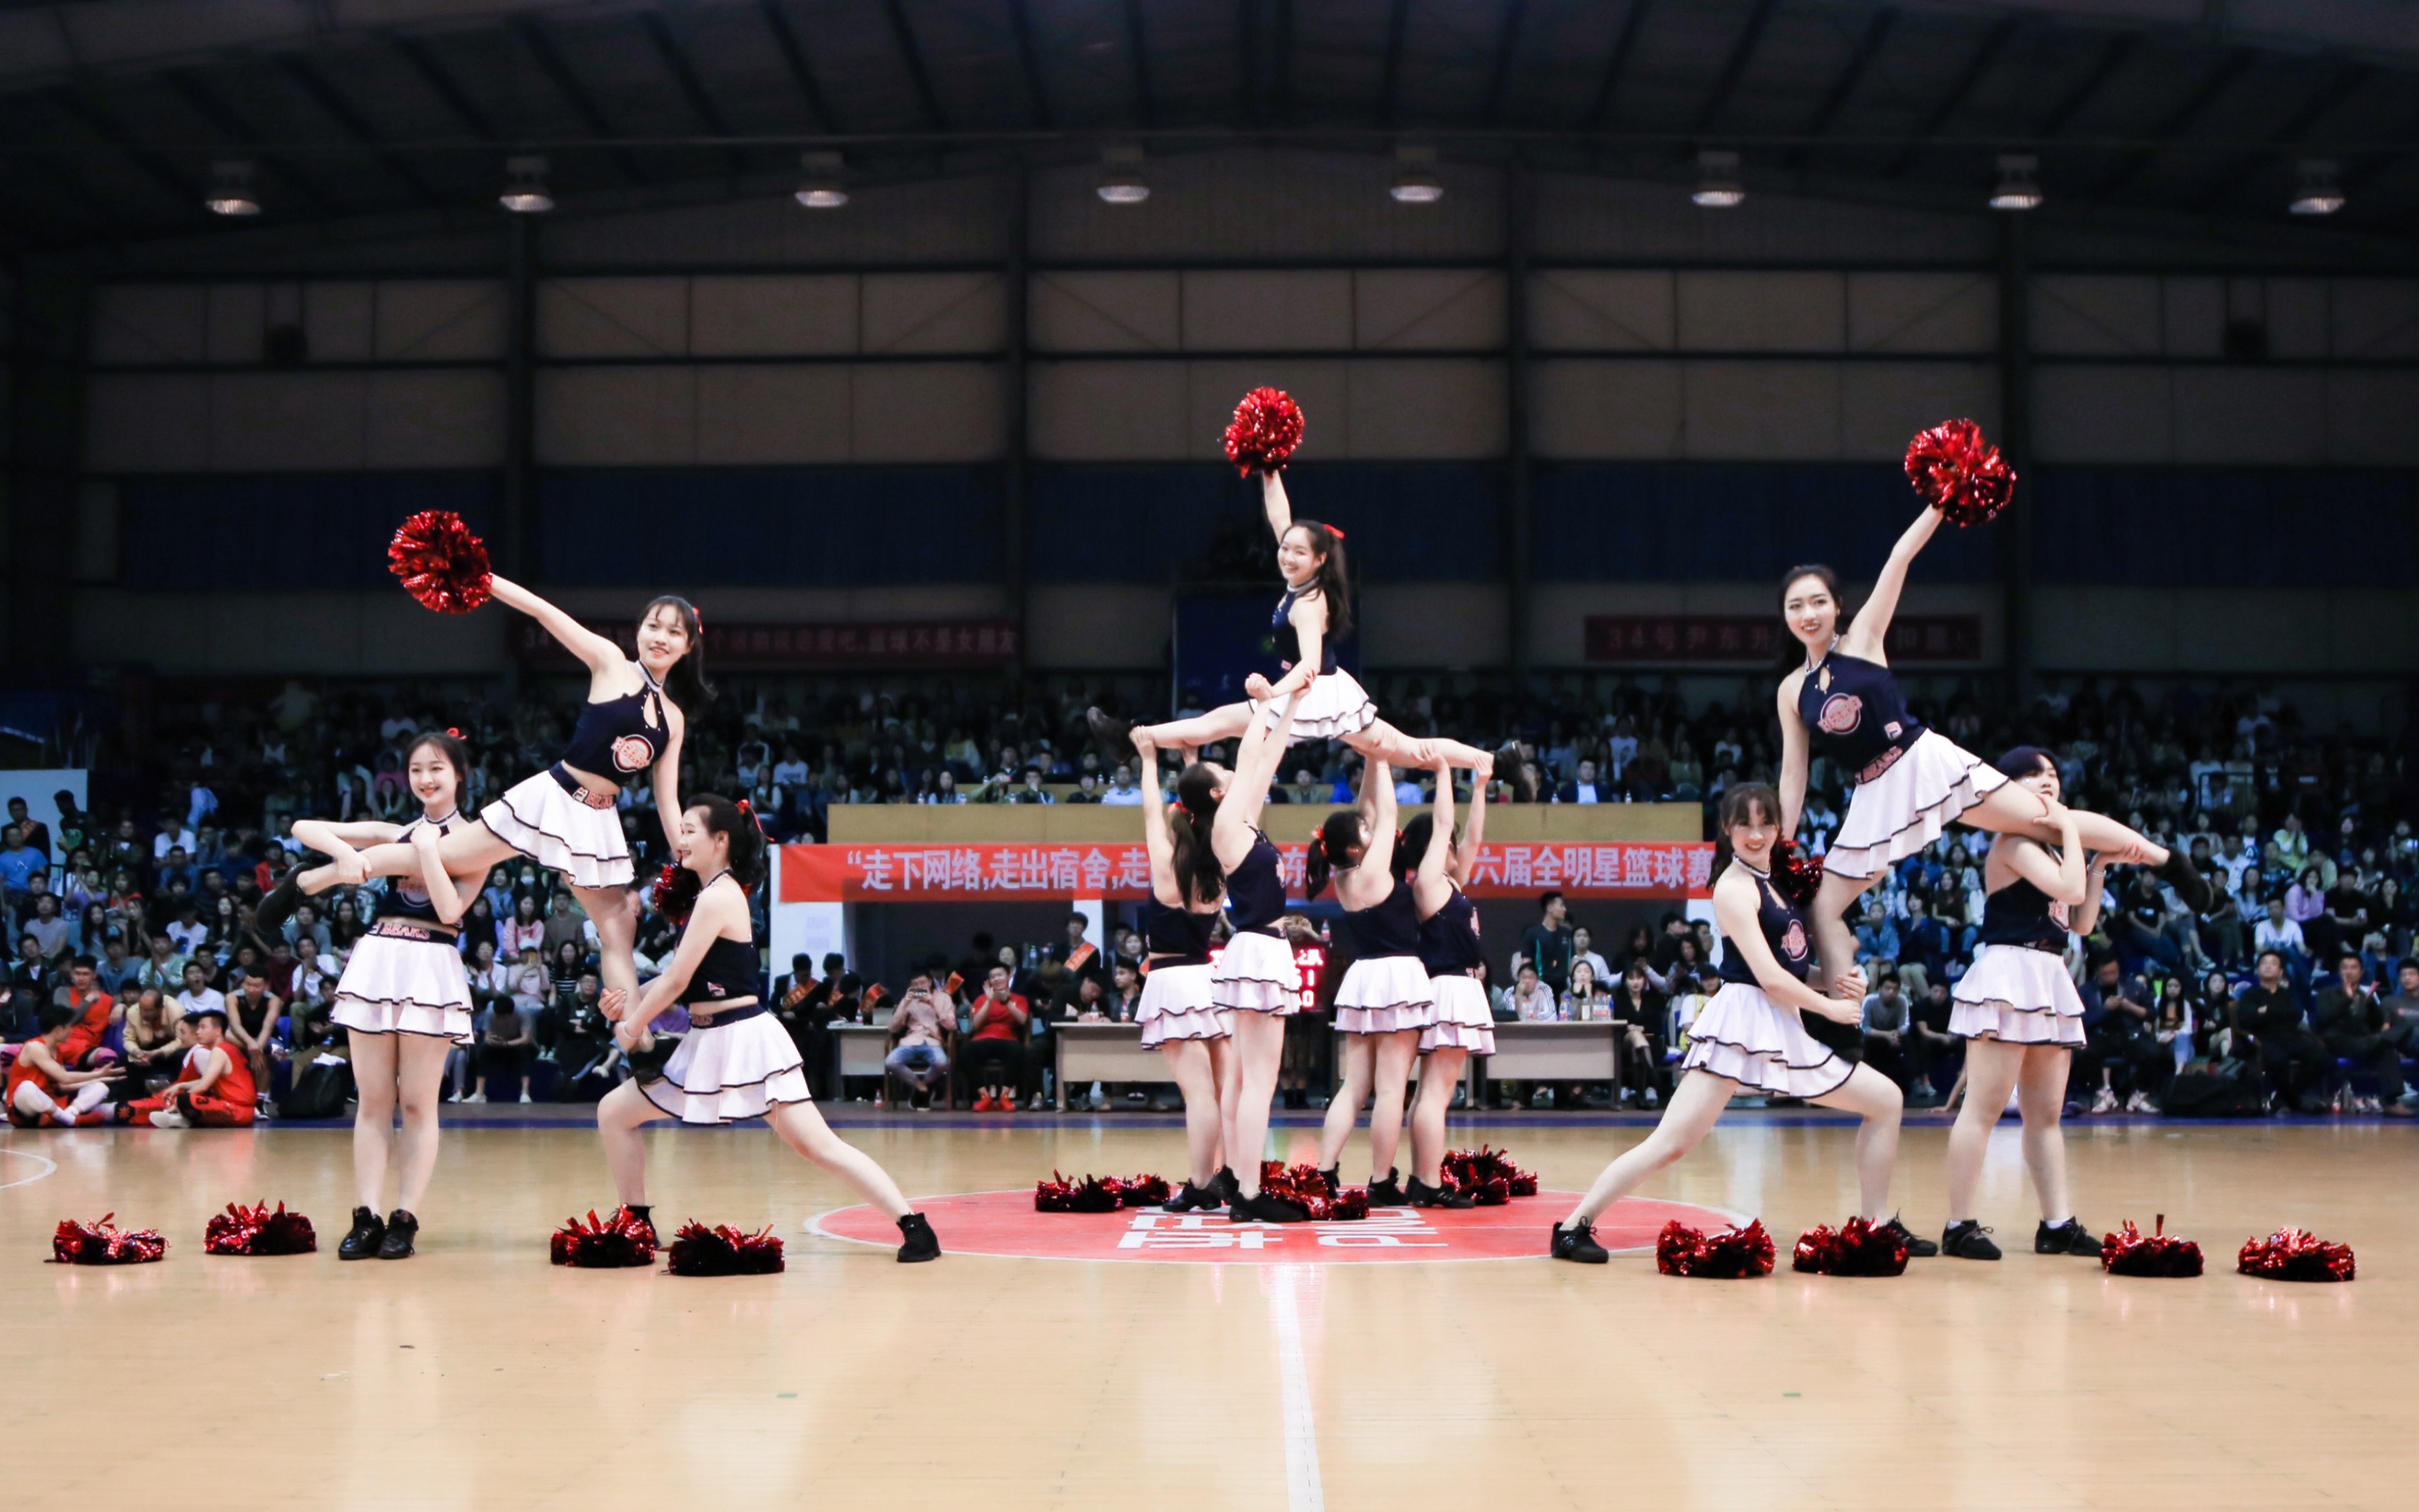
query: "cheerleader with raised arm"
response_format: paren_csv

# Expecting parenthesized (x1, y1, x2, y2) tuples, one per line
(597, 796, 939, 1263)
(296, 729, 486, 1261)
(1552, 783, 1933, 1264)
(1776, 504, 2206, 993)
(264, 575, 704, 1010)
(1401, 757, 1494, 1207)
(1130, 729, 1234, 1213)
(1308, 758, 1433, 1205)
(1939, 747, 2110, 1261)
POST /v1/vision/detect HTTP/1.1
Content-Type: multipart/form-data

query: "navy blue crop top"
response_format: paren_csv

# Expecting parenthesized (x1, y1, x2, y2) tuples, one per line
(562, 670, 667, 782)
(1979, 858, 2071, 952)
(1142, 898, 1219, 965)
(377, 811, 459, 927)
(681, 933, 762, 1006)
(1797, 649, 1924, 773)
(1341, 877, 1421, 959)
(1273, 587, 1339, 675)
(1417, 887, 1485, 977)
(1224, 832, 1288, 936)
(1716, 866, 1815, 988)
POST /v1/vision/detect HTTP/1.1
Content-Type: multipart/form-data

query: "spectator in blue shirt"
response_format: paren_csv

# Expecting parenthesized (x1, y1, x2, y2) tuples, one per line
(0, 825, 47, 929)
(1854, 903, 1900, 977)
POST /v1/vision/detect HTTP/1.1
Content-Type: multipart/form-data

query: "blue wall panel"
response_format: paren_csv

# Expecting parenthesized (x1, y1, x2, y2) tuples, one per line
(2028, 468, 2415, 587)
(120, 473, 499, 591)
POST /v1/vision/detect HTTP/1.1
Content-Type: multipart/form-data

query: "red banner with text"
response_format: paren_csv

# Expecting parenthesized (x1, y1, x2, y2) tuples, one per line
(778, 841, 1714, 903)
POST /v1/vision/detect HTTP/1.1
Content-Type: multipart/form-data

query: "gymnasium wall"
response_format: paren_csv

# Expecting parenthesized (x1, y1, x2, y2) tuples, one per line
(46, 150, 2419, 682)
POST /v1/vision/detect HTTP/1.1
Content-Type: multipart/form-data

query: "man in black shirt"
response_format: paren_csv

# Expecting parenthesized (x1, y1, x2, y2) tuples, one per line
(2312, 952, 2409, 1115)
(1515, 891, 1574, 995)
(2233, 949, 2331, 1115)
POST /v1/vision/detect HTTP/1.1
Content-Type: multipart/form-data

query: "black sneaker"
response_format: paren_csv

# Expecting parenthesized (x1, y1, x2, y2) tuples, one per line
(377, 1209, 419, 1260)
(1881, 1215, 1938, 1258)
(2157, 850, 2212, 914)
(1365, 1170, 1408, 1206)
(255, 865, 308, 935)
(623, 1205, 657, 1246)
(1208, 1168, 1240, 1207)
(1228, 1189, 1308, 1224)
(1163, 1179, 1221, 1214)
(1086, 707, 1135, 759)
(1941, 1219, 2001, 1260)
(895, 1212, 941, 1263)
(1317, 1164, 1341, 1197)
(338, 1206, 385, 1262)
(2035, 1218, 2104, 1257)
(1494, 744, 1537, 802)
(1406, 1175, 1473, 1210)
(1551, 1220, 1609, 1264)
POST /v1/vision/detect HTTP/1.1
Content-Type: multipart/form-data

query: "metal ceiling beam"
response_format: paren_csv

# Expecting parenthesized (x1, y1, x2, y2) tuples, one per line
(1788, 5, 1894, 169)
(1481, 0, 1528, 127)
(2189, 59, 2377, 212)
(508, 15, 642, 182)
(1584, 0, 1654, 130)
(1123, 0, 1156, 130)
(1885, 16, 2020, 178)
(160, 69, 341, 215)
(40, 84, 195, 209)
(1007, 0, 1052, 130)
(757, 2, 838, 135)
(1696, 0, 1778, 137)
(2035, 31, 2138, 137)
(273, 54, 448, 207)
(1377, 0, 1409, 129)
(2090, 45, 2260, 196)
(879, 0, 947, 130)
(638, 12, 747, 173)
(387, 32, 498, 142)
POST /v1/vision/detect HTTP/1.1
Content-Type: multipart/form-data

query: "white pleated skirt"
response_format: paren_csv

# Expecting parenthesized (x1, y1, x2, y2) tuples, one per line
(1826, 730, 2010, 881)
(1333, 957, 1435, 1035)
(330, 934, 475, 1043)
(482, 770, 635, 891)
(1421, 974, 1495, 1056)
(1138, 963, 1229, 1047)
(1681, 982, 1854, 1099)
(638, 1014, 811, 1125)
(1212, 929, 1298, 1016)
(1950, 944, 2087, 1046)
(1252, 669, 1379, 743)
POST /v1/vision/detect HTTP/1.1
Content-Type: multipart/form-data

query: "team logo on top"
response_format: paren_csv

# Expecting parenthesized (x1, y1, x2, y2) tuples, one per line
(1817, 694, 1864, 735)
(612, 735, 655, 773)
(397, 878, 430, 907)
(1781, 921, 1809, 960)
(1883, 720, 1903, 740)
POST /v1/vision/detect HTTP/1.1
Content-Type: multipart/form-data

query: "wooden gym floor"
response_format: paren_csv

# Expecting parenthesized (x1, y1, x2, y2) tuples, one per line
(3, 1110, 2411, 1511)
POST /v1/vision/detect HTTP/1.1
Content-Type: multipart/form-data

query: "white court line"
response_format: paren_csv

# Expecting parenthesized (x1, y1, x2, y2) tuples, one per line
(1266, 1265, 1325, 1512)
(0, 1148, 60, 1189)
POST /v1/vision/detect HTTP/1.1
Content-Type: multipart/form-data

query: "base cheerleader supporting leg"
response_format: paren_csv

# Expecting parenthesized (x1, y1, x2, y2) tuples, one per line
(1809, 1062, 1907, 1220)
(598, 1079, 670, 1207)
(1365, 1031, 1419, 1184)
(351, 1033, 400, 1210)
(2015, 1044, 2075, 1224)
(1566, 1070, 1736, 1226)
(394, 1035, 452, 1214)
(1158, 1039, 1224, 1187)
(1810, 868, 1880, 995)
(770, 1100, 911, 1220)
(1314, 1036, 1375, 1172)
(1409, 1047, 1466, 1186)
(1225, 1013, 1287, 1200)
(1943, 1039, 2025, 1221)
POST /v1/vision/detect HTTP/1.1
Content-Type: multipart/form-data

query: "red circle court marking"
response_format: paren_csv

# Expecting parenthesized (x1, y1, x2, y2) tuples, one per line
(812, 1190, 1745, 1265)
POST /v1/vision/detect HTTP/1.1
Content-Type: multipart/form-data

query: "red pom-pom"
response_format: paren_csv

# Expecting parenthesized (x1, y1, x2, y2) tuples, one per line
(550, 1207, 658, 1268)
(2101, 1214, 2203, 1278)
(664, 1220, 785, 1276)
(2236, 1227, 2355, 1283)
(387, 511, 493, 614)
(1656, 1219, 1775, 1278)
(1250, 1161, 1366, 1220)
(1903, 419, 2015, 529)
(51, 1214, 166, 1266)
(1117, 1175, 1172, 1210)
(1034, 1172, 1155, 1214)
(203, 1201, 318, 1257)
(1442, 1146, 1537, 1201)
(1791, 1217, 1910, 1276)
(1224, 387, 1305, 476)
(650, 864, 700, 926)
(1768, 839, 1825, 912)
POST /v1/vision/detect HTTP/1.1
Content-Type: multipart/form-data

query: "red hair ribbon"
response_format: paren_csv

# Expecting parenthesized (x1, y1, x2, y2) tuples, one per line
(446, 726, 462, 739)
(737, 799, 751, 813)
(1326, 525, 1346, 541)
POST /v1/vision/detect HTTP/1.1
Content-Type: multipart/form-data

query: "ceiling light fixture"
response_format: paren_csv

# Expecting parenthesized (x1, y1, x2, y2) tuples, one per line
(206, 160, 259, 217)
(1989, 153, 2042, 211)
(796, 150, 849, 209)
(1389, 145, 1444, 205)
(1692, 149, 1744, 208)
(1096, 146, 1150, 205)
(2289, 158, 2343, 216)
(499, 154, 555, 214)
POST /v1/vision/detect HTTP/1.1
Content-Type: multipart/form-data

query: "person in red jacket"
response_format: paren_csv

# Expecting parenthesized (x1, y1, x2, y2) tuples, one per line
(6, 1006, 117, 1126)
(121, 1006, 256, 1128)
(55, 956, 120, 1069)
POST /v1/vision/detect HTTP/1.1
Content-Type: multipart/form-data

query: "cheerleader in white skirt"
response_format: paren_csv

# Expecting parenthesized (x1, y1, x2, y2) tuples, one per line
(1776, 504, 2207, 993)
(1403, 756, 1496, 1209)
(262, 578, 707, 1013)
(1132, 729, 1234, 1213)
(1553, 783, 1930, 1265)
(1940, 747, 2110, 1262)
(1310, 759, 1434, 1205)
(298, 730, 485, 1263)
(597, 795, 938, 1263)
(1091, 470, 1530, 797)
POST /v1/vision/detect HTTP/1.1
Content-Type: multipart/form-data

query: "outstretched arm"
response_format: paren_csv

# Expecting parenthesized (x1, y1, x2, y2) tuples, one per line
(409, 825, 471, 926)
(1358, 759, 1399, 878)
(651, 703, 686, 851)
(1776, 674, 1810, 839)
(1842, 506, 1943, 660)
(1415, 759, 1456, 904)
(1261, 471, 1294, 545)
(1450, 760, 1487, 886)
(488, 575, 625, 677)
(1211, 700, 1298, 865)
(1716, 874, 1855, 1023)
(1135, 731, 1185, 910)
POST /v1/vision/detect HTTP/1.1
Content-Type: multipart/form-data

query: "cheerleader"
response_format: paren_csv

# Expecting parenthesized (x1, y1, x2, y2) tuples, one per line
(295, 730, 485, 1261)
(1939, 747, 2108, 1261)
(1777, 506, 2207, 990)
(1132, 729, 1233, 1212)
(1092, 471, 1528, 797)
(597, 795, 940, 1263)
(1403, 758, 1495, 1208)
(262, 578, 700, 1006)
(1552, 782, 1932, 1264)
(1192, 695, 1303, 1223)
(1310, 758, 1433, 1204)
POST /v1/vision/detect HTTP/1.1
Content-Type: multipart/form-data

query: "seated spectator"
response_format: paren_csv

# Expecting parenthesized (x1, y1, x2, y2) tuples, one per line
(2313, 952, 2409, 1115)
(1099, 766, 1143, 805)
(882, 971, 952, 1109)
(2232, 949, 2330, 1115)
(1860, 974, 1916, 1092)
(2252, 898, 2305, 972)
(173, 959, 225, 1021)
(1853, 904, 1900, 980)
(1610, 960, 1667, 1108)
(1569, 927, 1610, 989)
(225, 973, 285, 1117)
(1106, 961, 1142, 1022)
(480, 1003, 533, 1105)
(1555, 759, 1607, 805)
(12, 931, 56, 1002)
(1560, 959, 1610, 1021)
(1508, 962, 1557, 1022)
(1897, 895, 1950, 997)
(25, 894, 71, 967)
(964, 964, 1030, 1110)
(96, 931, 139, 998)
(117, 989, 187, 1093)
(1910, 979, 1962, 1101)
(122, 1006, 256, 1128)
(4, 1006, 116, 1126)
(0, 823, 46, 919)
(52, 955, 120, 1070)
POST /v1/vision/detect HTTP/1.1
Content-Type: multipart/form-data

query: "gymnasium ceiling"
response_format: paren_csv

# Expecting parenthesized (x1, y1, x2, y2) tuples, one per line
(2, 0, 2417, 253)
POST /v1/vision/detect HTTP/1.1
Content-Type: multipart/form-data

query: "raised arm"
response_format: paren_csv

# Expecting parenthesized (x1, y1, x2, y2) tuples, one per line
(2000, 817, 2087, 909)
(2071, 855, 2111, 936)
(1358, 759, 1399, 880)
(651, 702, 687, 851)
(1261, 470, 1294, 544)
(1212, 700, 1298, 866)
(1776, 672, 1811, 839)
(1714, 872, 1854, 1023)
(1841, 506, 1943, 660)
(1413, 759, 1457, 911)
(487, 575, 624, 676)
(408, 825, 472, 927)
(1134, 732, 1185, 909)
(1451, 761, 1487, 886)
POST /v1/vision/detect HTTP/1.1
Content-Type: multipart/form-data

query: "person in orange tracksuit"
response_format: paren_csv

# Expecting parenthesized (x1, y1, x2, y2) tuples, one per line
(121, 1006, 256, 1128)
(6, 1006, 117, 1127)
(56, 955, 121, 1069)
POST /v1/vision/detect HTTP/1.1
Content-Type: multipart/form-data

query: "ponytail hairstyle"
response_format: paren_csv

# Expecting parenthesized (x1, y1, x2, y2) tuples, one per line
(1284, 521, 1354, 641)
(1303, 810, 1366, 901)
(687, 792, 769, 890)
(1775, 563, 1844, 670)
(1168, 763, 1224, 907)
(641, 595, 715, 717)
(1397, 812, 1437, 885)
(405, 728, 472, 808)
